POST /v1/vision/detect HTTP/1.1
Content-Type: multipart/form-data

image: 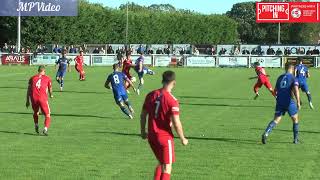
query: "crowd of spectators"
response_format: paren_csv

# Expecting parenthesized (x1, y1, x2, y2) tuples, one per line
(1, 43, 320, 56)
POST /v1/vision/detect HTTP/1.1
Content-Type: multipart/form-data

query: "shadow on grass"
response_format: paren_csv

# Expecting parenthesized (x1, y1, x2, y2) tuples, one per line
(0, 86, 26, 90)
(180, 102, 271, 108)
(0, 112, 112, 119)
(0, 130, 40, 136)
(53, 90, 106, 94)
(94, 131, 259, 144)
(251, 128, 320, 134)
(179, 95, 251, 101)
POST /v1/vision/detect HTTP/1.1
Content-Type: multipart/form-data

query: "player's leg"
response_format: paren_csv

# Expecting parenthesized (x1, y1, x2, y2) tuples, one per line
(148, 136, 162, 180)
(81, 70, 85, 80)
(31, 101, 40, 134)
(40, 100, 51, 136)
(75, 66, 81, 80)
(288, 102, 299, 144)
(159, 138, 175, 180)
(56, 71, 61, 84)
(261, 106, 284, 144)
(301, 83, 313, 109)
(137, 72, 144, 95)
(117, 100, 133, 119)
(253, 81, 262, 99)
(60, 72, 66, 91)
(264, 80, 276, 97)
(123, 96, 134, 114)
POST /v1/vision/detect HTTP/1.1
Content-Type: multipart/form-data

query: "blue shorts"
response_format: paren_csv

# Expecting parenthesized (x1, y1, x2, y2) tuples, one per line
(114, 92, 128, 104)
(299, 81, 309, 92)
(135, 67, 154, 79)
(275, 101, 298, 117)
(56, 71, 66, 78)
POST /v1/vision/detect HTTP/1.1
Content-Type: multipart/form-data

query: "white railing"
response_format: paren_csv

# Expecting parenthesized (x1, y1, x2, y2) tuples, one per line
(0, 53, 319, 68)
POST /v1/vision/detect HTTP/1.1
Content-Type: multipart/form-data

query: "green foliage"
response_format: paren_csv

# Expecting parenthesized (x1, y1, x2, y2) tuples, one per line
(227, 1, 318, 44)
(0, 1, 238, 48)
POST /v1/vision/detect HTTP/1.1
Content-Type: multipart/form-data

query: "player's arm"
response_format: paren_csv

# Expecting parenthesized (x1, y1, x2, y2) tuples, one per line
(104, 77, 111, 89)
(125, 77, 136, 92)
(55, 60, 59, 70)
(67, 60, 71, 72)
(306, 70, 310, 78)
(25, 79, 31, 108)
(139, 61, 143, 72)
(172, 114, 188, 145)
(48, 80, 53, 98)
(140, 108, 148, 139)
(293, 84, 301, 110)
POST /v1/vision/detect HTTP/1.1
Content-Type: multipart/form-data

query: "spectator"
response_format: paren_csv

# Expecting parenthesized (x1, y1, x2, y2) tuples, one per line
(266, 46, 275, 55)
(9, 45, 15, 53)
(52, 44, 61, 53)
(20, 47, 25, 53)
(298, 47, 305, 54)
(99, 47, 105, 54)
(107, 46, 114, 54)
(92, 48, 99, 54)
(218, 48, 227, 55)
(306, 47, 313, 55)
(193, 47, 199, 56)
(156, 48, 164, 54)
(251, 48, 258, 55)
(42, 45, 48, 53)
(69, 45, 77, 53)
(180, 48, 186, 55)
(257, 46, 264, 55)
(275, 48, 283, 56)
(233, 47, 240, 55)
(312, 46, 319, 55)
(164, 46, 171, 55)
(147, 48, 154, 55)
(26, 46, 31, 53)
(2, 43, 9, 52)
(242, 48, 250, 55)
(284, 47, 291, 55)
(137, 44, 145, 54)
(116, 47, 122, 55)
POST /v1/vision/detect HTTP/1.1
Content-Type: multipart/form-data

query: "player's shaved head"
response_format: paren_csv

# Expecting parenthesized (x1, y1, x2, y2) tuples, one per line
(113, 63, 120, 71)
(38, 65, 46, 73)
(253, 62, 260, 67)
(297, 57, 303, 64)
(285, 62, 295, 72)
(162, 71, 176, 84)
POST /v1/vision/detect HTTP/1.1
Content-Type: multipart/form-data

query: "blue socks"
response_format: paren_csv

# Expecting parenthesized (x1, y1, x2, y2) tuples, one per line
(264, 120, 277, 136)
(307, 93, 312, 103)
(293, 123, 299, 140)
(60, 79, 64, 88)
(120, 106, 131, 117)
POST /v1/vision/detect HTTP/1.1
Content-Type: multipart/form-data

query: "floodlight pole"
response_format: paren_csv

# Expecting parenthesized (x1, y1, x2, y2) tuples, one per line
(17, 11, 21, 53)
(277, 22, 281, 44)
(125, 2, 129, 46)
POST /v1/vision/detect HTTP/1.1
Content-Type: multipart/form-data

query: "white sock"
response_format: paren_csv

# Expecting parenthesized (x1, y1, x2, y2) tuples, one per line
(35, 123, 38, 127)
(44, 127, 48, 131)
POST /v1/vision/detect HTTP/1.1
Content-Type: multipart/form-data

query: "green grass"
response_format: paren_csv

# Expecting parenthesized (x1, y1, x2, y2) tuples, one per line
(0, 66, 319, 180)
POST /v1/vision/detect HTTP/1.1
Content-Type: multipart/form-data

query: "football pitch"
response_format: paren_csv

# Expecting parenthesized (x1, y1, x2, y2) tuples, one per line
(0, 66, 319, 180)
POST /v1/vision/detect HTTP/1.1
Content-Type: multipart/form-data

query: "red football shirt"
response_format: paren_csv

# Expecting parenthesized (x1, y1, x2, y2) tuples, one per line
(122, 59, 132, 78)
(255, 66, 267, 77)
(143, 89, 180, 137)
(75, 55, 84, 68)
(29, 74, 52, 101)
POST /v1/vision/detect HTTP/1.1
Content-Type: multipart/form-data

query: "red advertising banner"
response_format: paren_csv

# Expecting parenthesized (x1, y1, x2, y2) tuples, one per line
(1, 54, 30, 65)
(256, 2, 320, 23)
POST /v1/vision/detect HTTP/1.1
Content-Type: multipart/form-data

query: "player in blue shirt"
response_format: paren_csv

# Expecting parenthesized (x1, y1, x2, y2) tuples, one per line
(105, 63, 136, 119)
(55, 49, 70, 91)
(295, 58, 314, 109)
(261, 62, 301, 144)
(134, 51, 155, 95)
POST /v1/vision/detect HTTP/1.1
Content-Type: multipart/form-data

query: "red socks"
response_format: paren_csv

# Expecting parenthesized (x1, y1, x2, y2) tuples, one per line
(161, 173, 170, 180)
(33, 113, 38, 124)
(154, 165, 162, 180)
(44, 115, 51, 128)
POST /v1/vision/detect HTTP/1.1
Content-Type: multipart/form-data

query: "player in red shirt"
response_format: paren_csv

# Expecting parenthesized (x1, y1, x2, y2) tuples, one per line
(140, 71, 188, 180)
(74, 50, 86, 81)
(26, 66, 53, 136)
(250, 62, 276, 99)
(122, 51, 134, 90)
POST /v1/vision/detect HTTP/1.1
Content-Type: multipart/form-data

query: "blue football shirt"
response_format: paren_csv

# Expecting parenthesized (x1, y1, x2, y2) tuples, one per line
(295, 64, 308, 82)
(107, 71, 127, 95)
(275, 73, 299, 107)
(56, 57, 70, 72)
